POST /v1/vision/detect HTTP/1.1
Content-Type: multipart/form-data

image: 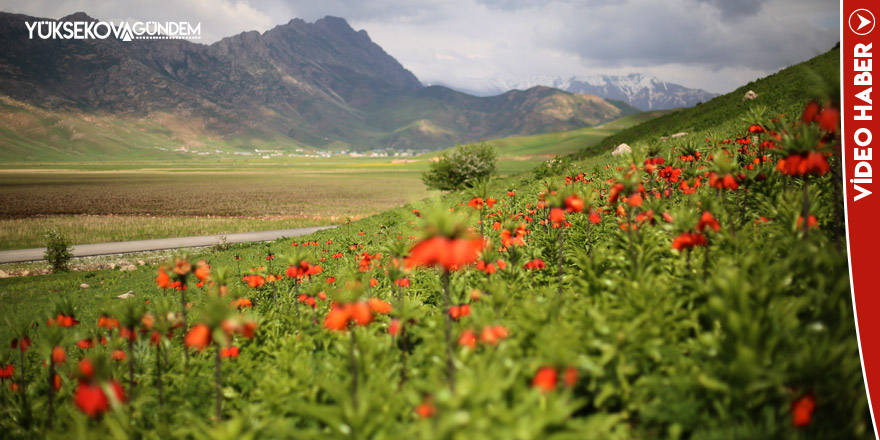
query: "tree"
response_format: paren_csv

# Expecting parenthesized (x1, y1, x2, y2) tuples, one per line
(422, 142, 497, 191)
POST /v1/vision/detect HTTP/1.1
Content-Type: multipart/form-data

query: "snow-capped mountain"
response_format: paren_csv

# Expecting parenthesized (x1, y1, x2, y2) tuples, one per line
(439, 74, 718, 111)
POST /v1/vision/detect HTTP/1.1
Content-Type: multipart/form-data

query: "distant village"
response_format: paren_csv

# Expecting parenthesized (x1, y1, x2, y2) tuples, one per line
(157, 146, 431, 159)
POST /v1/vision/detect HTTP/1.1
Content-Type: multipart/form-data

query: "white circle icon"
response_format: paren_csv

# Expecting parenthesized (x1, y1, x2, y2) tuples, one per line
(849, 9, 875, 36)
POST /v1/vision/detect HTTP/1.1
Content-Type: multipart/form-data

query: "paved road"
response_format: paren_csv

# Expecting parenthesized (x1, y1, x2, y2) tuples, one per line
(0, 226, 337, 264)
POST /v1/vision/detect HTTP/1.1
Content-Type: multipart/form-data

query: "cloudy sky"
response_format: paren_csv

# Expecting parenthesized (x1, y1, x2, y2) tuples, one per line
(4, 0, 840, 94)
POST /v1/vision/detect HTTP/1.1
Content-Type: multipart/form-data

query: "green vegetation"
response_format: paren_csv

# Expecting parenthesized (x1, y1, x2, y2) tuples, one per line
(0, 48, 863, 439)
(422, 142, 498, 190)
(42, 229, 72, 272)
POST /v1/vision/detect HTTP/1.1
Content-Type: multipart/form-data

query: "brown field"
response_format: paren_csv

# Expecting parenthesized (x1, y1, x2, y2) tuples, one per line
(0, 160, 438, 250)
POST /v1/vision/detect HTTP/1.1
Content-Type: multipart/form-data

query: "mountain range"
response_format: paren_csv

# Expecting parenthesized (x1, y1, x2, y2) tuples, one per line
(437, 74, 718, 110)
(0, 12, 648, 160)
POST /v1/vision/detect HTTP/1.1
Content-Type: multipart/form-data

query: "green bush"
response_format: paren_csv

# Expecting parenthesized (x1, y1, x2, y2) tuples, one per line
(43, 228, 73, 272)
(422, 142, 497, 190)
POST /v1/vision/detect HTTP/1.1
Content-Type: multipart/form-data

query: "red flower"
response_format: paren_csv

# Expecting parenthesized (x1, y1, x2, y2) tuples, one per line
(156, 268, 171, 289)
(194, 261, 210, 282)
(480, 325, 509, 345)
(368, 298, 393, 315)
(748, 124, 765, 133)
(627, 193, 643, 207)
(231, 298, 253, 309)
(671, 232, 708, 251)
(458, 330, 477, 349)
(74, 380, 126, 418)
(449, 305, 461, 320)
(0, 364, 13, 380)
(524, 259, 546, 270)
(549, 208, 566, 223)
(324, 305, 350, 331)
(486, 198, 497, 208)
(791, 393, 816, 428)
(245, 274, 266, 288)
(11, 337, 31, 353)
(416, 396, 436, 418)
(220, 346, 240, 359)
(406, 236, 485, 271)
(564, 194, 584, 213)
(185, 324, 212, 351)
(563, 367, 578, 387)
(532, 367, 557, 392)
(350, 302, 373, 326)
(468, 197, 484, 209)
(589, 210, 601, 224)
(395, 278, 410, 287)
(370, 278, 379, 287)
(111, 350, 127, 361)
(797, 215, 819, 229)
(818, 108, 839, 132)
(52, 346, 66, 364)
(776, 152, 829, 176)
(696, 211, 720, 233)
(388, 319, 400, 336)
(802, 101, 820, 124)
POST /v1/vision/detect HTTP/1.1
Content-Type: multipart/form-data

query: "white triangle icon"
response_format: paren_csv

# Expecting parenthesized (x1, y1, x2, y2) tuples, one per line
(857, 13, 871, 30)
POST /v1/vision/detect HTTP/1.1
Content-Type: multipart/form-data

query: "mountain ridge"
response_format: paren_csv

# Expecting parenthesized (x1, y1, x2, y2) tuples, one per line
(0, 11, 642, 160)
(436, 73, 718, 110)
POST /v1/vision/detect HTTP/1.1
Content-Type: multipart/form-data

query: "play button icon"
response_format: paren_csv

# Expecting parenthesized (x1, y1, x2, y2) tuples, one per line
(849, 9, 875, 35)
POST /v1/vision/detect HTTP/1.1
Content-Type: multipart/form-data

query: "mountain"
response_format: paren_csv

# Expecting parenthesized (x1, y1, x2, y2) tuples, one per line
(0, 12, 632, 161)
(440, 74, 718, 111)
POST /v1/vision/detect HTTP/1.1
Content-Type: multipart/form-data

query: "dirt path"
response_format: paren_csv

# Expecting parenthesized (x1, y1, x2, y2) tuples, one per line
(0, 226, 336, 264)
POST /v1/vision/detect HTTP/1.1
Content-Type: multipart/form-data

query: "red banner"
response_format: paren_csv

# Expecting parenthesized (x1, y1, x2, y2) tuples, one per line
(843, 1, 880, 435)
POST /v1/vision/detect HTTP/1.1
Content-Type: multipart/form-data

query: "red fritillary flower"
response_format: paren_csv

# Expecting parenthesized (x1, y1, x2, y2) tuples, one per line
(458, 330, 477, 349)
(532, 367, 558, 392)
(388, 319, 400, 337)
(74, 380, 126, 418)
(220, 346, 240, 359)
(696, 211, 720, 233)
(791, 393, 816, 428)
(468, 198, 484, 209)
(185, 324, 212, 351)
(563, 367, 578, 387)
(324, 305, 351, 331)
(368, 298, 393, 315)
(416, 396, 436, 418)
(52, 346, 66, 364)
(406, 236, 485, 271)
(564, 194, 584, 213)
(524, 259, 546, 270)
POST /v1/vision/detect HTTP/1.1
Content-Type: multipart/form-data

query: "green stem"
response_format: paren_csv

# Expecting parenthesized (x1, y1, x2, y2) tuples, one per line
(156, 344, 164, 408)
(350, 329, 359, 410)
(442, 270, 455, 392)
(215, 344, 222, 422)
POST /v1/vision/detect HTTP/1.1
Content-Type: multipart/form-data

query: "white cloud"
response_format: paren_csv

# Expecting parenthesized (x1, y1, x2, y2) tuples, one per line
(3, 0, 839, 94)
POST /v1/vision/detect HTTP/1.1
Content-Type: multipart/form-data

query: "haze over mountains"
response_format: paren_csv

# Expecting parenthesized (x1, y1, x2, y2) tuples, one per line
(437, 74, 718, 110)
(0, 11, 684, 160)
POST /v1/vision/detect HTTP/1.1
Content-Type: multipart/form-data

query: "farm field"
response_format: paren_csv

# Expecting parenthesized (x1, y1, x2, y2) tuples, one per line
(0, 122, 638, 251)
(0, 47, 865, 439)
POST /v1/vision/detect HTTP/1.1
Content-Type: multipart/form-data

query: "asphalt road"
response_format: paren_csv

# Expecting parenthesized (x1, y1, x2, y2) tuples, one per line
(0, 226, 337, 264)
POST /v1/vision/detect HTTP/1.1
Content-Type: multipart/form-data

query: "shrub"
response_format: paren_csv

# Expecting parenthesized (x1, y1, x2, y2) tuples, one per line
(422, 142, 497, 191)
(44, 228, 73, 272)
